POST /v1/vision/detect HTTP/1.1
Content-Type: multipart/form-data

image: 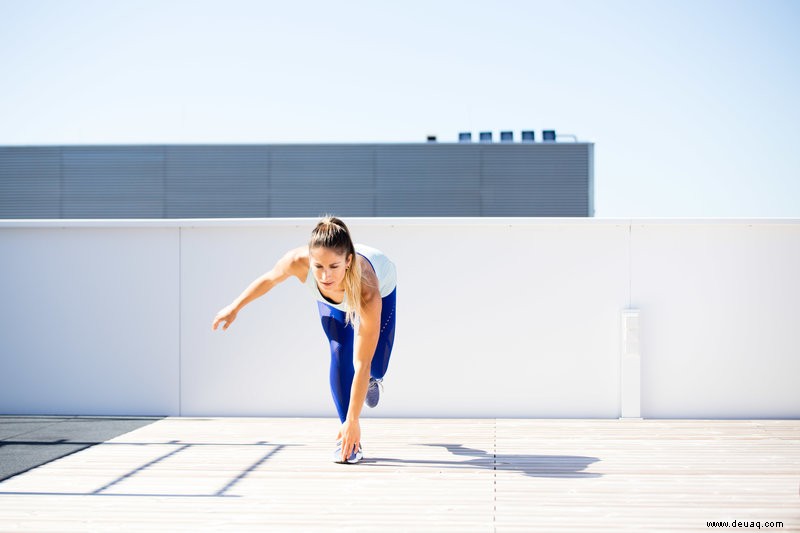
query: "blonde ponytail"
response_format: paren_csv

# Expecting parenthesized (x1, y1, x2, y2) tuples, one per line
(342, 248, 362, 326)
(309, 216, 362, 325)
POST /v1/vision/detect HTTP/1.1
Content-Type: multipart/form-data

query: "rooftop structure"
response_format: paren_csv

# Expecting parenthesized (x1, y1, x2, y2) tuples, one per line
(0, 139, 594, 218)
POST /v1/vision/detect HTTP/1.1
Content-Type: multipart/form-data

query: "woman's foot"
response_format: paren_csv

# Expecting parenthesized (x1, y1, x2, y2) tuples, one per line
(334, 439, 363, 464)
(365, 377, 383, 408)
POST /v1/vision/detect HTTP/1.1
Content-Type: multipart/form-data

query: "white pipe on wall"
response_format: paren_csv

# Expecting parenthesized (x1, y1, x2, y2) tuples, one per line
(620, 309, 641, 419)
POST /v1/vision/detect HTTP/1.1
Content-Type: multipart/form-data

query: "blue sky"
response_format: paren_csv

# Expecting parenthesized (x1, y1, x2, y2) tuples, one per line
(1, 0, 798, 217)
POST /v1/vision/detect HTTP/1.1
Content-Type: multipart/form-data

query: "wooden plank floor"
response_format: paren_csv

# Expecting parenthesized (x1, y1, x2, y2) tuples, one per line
(0, 418, 798, 532)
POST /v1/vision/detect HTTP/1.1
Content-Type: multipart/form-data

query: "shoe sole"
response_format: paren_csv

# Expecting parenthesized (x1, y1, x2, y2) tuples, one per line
(333, 454, 362, 464)
(365, 380, 381, 408)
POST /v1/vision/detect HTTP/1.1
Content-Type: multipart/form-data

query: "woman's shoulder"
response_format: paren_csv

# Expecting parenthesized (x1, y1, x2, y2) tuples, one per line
(287, 245, 309, 260)
(277, 246, 309, 280)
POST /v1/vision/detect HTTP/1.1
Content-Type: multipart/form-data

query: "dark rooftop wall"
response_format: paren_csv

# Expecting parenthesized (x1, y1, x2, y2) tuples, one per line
(0, 143, 594, 218)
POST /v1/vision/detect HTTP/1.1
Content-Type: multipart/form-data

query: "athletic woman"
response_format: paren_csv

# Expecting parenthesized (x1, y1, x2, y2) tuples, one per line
(211, 216, 397, 464)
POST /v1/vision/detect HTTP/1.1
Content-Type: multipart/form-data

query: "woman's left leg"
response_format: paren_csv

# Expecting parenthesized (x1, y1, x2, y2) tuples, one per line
(364, 288, 396, 409)
(370, 288, 396, 380)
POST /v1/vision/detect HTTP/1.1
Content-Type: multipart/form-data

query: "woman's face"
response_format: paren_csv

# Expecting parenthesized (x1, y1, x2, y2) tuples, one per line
(309, 246, 351, 291)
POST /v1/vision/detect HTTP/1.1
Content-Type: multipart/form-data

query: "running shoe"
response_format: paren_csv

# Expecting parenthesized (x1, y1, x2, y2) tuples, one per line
(334, 439, 363, 464)
(365, 377, 383, 408)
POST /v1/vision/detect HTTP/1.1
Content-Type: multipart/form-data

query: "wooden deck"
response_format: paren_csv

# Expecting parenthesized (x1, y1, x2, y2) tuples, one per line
(0, 418, 798, 532)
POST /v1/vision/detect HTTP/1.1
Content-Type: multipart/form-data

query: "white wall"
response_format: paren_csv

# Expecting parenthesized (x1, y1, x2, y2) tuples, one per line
(0, 226, 180, 415)
(631, 222, 800, 418)
(1, 218, 798, 419)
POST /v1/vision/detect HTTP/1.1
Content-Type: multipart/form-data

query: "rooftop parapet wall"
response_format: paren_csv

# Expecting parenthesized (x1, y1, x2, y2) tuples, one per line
(1, 218, 798, 418)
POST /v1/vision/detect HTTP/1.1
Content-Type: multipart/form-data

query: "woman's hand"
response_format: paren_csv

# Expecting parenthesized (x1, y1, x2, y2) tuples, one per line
(212, 304, 238, 331)
(338, 418, 361, 462)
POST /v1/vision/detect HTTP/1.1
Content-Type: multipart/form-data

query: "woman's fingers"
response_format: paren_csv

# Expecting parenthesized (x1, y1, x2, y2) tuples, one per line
(340, 438, 358, 461)
(212, 309, 236, 331)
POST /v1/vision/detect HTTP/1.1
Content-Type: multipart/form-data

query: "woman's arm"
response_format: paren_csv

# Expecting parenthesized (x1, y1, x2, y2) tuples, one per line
(212, 246, 308, 331)
(338, 258, 382, 460)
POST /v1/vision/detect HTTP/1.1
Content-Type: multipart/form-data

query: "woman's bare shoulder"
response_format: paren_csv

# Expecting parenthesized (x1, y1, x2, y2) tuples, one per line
(278, 246, 309, 281)
(286, 245, 309, 261)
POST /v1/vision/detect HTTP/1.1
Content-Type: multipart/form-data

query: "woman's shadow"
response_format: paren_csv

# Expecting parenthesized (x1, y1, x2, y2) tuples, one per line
(363, 444, 601, 478)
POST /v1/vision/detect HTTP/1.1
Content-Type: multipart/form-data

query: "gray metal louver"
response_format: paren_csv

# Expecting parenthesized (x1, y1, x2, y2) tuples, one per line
(0, 143, 594, 218)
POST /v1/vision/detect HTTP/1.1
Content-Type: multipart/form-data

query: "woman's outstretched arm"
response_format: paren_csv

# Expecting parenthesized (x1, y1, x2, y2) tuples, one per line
(212, 246, 308, 331)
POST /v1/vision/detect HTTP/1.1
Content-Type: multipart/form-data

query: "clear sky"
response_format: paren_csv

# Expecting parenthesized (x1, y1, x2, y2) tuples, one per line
(1, 0, 798, 217)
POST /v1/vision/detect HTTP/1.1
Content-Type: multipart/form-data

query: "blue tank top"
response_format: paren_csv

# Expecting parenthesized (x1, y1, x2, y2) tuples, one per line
(304, 243, 397, 312)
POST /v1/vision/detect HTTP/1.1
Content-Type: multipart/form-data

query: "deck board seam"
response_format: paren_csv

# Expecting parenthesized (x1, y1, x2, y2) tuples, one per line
(493, 417, 497, 533)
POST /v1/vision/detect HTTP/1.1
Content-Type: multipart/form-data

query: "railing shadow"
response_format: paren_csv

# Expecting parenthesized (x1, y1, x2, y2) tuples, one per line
(0, 440, 299, 498)
(363, 443, 601, 478)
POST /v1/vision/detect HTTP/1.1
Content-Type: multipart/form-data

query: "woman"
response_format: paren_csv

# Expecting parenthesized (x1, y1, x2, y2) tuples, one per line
(212, 216, 397, 464)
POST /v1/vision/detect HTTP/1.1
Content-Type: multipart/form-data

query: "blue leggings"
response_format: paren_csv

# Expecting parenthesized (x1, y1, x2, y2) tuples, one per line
(317, 288, 396, 423)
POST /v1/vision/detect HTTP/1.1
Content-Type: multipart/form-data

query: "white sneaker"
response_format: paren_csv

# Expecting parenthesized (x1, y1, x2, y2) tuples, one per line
(334, 439, 363, 464)
(365, 377, 383, 408)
